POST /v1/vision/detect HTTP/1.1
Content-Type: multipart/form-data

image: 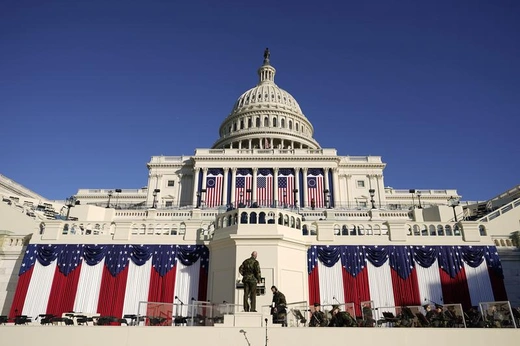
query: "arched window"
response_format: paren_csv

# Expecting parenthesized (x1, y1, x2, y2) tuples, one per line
(342, 225, 348, 235)
(241, 212, 248, 224)
(334, 225, 340, 235)
(296, 123, 299, 131)
(233, 122, 237, 131)
(250, 212, 257, 224)
(259, 212, 266, 224)
(62, 223, 69, 235)
(302, 225, 309, 235)
(479, 225, 486, 236)
(139, 224, 146, 235)
(273, 117, 277, 127)
(256, 117, 261, 127)
(179, 223, 186, 235)
(248, 118, 252, 128)
(40, 222, 46, 235)
(445, 225, 453, 236)
(454, 224, 461, 236)
(264, 117, 269, 127)
(240, 119, 244, 129)
(281, 118, 285, 128)
(413, 225, 420, 236)
(289, 120, 292, 130)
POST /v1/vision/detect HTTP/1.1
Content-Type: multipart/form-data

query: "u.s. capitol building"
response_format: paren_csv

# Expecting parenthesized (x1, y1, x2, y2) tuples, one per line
(0, 50, 519, 346)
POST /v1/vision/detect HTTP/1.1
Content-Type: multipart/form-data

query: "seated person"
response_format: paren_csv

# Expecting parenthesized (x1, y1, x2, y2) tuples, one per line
(431, 304, 447, 327)
(361, 303, 375, 327)
(309, 303, 328, 327)
(328, 305, 356, 327)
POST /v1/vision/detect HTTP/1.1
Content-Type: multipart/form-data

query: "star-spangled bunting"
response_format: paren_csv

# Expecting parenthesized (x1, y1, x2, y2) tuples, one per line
(18, 244, 210, 279)
(306, 245, 502, 280)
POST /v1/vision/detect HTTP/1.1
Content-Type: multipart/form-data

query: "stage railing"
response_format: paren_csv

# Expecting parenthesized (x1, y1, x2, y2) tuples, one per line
(137, 300, 237, 327)
(479, 301, 517, 328)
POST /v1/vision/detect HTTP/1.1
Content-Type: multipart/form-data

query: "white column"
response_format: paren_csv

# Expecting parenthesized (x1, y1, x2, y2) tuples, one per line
(324, 167, 330, 192)
(252, 168, 258, 205)
(201, 168, 208, 207)
(192, 168, 200, 207)
(176, 174, 183, 207)
(273, 168, 279, 207)
(376, 174, 383, 208)
(332, 168, 339, 208)
(222, 168, 229, 206)
(345, 174, 352, 208)
(302, 168, 308, 207)
(294, 168, 300, 206)
(230, 168, 237, 206)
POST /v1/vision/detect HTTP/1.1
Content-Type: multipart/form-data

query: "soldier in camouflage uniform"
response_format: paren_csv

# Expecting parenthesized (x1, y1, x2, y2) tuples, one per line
(239, 251, 261, 312)
(270, 286, 287, 326)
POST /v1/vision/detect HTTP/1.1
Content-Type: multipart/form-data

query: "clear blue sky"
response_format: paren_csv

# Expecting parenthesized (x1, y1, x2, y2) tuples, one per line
(1, 0, 518, 202)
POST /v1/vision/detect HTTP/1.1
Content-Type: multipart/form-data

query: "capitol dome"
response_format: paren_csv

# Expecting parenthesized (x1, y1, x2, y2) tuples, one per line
(212, 49, 320, 150)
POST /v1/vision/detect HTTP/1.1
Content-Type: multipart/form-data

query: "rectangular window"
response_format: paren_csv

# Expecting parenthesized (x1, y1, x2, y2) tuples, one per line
(356, 180, 365, 188)
(167, 180, 175, 187)
(165, 201, 173, 207)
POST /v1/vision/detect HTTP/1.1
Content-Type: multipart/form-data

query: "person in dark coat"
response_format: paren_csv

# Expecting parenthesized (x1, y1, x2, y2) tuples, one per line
(270, 286, 287, 326)
(309, 303, 328, 327)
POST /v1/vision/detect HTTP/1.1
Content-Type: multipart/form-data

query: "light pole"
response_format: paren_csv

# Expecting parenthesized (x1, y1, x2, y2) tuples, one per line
(106, 190, 113, 208)
(200, 188, 207, 209)
(417, 191, 423, 209)
(292, 188, 298, 208)
(368, 189, 376, 209)
(246, 188, 252, 206)
(448, 196, 460, 222)
(409, 189, 416, 209)
(65, 196, 77, 220)
(115, 189, 122, 209)
(323, 189, 329, 208)
(152, 189, 160, 209)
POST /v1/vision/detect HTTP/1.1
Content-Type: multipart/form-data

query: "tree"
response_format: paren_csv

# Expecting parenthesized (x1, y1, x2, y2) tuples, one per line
(509, 231, 520, 248)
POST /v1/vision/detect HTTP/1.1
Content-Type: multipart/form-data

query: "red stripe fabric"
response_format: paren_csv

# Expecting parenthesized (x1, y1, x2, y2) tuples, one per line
(147, 266, 177, 304)
(9, 266, 34, 319)
(46, 263, 82, 317)
(391, 266, 421, 307)
(439, 267, 472, 309)
(308, 266, 320, 306)
(97, 265, 129, 318)
(342, 267, 371, 317)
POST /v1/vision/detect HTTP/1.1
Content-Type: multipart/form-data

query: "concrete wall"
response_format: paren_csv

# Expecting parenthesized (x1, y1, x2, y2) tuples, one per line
(0, 203, 38, 235)
(500, 249, 520, 308)
(0, 325, 517, 346)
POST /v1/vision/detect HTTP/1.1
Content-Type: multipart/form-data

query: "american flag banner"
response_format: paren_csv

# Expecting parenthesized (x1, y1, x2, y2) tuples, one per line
(235, 168, 252, 206)
(256, 168, 273, 207)
(307, 168, 324, 208)
(278, 168, 295, 207)
(9, 244, 209, 321)
(205, 169, 224, 208)
(308, 245, 507, 317)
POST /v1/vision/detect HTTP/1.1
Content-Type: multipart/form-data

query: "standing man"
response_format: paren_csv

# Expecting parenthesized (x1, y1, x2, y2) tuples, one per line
(239, 251, 261, 312)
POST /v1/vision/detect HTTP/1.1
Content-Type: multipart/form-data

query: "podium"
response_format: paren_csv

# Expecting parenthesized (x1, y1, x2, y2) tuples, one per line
(235, 277, 266, 295)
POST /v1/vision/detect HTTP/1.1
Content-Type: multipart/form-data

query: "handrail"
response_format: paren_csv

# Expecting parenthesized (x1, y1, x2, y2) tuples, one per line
(478, 197, 520, 222)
